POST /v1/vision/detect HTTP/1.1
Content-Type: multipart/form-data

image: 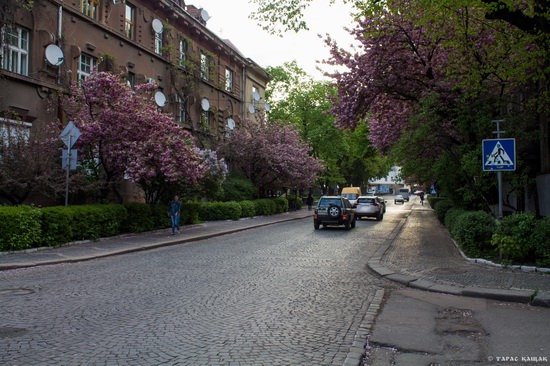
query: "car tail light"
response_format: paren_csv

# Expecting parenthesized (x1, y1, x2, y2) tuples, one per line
(372, 202, 379, 206)
(353, 202, 358, 207)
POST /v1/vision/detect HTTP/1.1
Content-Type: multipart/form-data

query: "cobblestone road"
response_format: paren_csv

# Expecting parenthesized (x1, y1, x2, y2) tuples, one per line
(0, 216, 400, 365)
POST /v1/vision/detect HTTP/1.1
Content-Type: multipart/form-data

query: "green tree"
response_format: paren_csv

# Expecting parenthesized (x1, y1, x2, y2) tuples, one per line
(265, 62, 388, 192)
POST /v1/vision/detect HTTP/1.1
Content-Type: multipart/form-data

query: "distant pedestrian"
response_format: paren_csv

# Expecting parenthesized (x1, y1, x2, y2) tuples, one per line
(420, 192, 425, 206)
(306, 193, 314, 211)
(168, 195, 181, 235)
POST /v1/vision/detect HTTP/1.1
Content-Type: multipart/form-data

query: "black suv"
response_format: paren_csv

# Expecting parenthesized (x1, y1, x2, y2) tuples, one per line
(313, 196, 357, 230)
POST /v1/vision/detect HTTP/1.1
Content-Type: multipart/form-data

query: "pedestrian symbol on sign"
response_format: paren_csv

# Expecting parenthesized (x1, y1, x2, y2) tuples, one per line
(485, 141, 512, 166)
(482, 138, 515, 172)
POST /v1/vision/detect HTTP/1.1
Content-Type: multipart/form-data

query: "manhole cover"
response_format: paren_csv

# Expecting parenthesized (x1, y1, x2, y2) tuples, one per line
(0, 288, 35, 295)
(0, 327, 28, 339)
(431, 267, 467, 275)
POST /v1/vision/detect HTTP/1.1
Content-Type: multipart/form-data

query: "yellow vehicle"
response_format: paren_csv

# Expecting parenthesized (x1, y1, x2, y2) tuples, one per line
(340, 187, 362, 205)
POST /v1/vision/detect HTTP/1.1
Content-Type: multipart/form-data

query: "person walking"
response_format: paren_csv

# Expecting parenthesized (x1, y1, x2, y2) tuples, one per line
(420, 192, 425, 206)
(168, 195, 182, 235)
(306, 193, 314, 211)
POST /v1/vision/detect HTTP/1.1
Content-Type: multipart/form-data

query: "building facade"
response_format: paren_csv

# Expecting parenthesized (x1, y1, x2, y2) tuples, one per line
(0, 0, 270, 149)
(0, 0, 270, 203)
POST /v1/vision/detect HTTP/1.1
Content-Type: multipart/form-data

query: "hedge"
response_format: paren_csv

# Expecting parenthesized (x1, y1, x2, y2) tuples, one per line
(491, 213, 550, 266)
(0, 197, 291, 252)
(451, 210, 495, 258)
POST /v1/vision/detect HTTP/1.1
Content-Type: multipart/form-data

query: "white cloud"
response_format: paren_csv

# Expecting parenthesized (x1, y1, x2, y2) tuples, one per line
(192, 0, 356, 80)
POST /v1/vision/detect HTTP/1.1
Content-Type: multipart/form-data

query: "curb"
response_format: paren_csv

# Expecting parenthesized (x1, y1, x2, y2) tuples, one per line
(0, 214, 311, 271)
(367, 215, 550, 308)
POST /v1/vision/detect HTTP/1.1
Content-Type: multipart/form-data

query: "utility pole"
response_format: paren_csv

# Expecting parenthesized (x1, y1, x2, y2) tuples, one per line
(492, 119, 505, 219)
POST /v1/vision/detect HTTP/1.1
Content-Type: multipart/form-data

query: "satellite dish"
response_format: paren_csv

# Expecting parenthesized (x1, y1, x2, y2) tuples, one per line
(264, 102, 271, 111)
(201, 98, 210, 111)
(154, 91, 166, 107)
(45, 44, 64, 67)
(227, 118, 235, 130)
(248, 104, 255, 114)
(152, 19, 163, 33)
(200, 9, 210, 22)
(253, 91, 260, 101)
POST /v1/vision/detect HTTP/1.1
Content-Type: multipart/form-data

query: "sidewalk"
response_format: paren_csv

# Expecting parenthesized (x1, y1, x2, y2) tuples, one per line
(368, 200, 550, 308)
(1, 204, 549, 307)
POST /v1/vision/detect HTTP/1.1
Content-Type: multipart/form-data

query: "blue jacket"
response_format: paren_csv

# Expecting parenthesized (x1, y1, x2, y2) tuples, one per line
(169, 200, 181, 216)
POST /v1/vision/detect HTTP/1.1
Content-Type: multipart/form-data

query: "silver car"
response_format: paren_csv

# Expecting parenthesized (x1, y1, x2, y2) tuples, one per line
(354, 195, 386, 221)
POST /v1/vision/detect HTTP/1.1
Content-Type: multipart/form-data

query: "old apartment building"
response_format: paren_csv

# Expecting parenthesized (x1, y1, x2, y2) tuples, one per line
(0, 0, 271, 150)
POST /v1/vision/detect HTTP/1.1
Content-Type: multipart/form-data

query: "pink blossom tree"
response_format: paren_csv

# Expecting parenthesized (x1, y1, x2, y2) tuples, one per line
(221, 117, 324, 196)
(63, 72, 206, 203)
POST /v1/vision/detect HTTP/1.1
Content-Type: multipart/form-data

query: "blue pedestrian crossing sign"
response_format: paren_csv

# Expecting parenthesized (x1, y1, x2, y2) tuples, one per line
(482, 138, 516, 171)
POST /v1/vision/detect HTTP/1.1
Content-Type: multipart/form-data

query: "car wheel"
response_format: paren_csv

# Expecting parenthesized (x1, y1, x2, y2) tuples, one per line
(345, 220, 351, 229)
(351, 217, 356, 228)
(376, 213, 383, 221)
(328, 205, 342, 219)
(314, 221, 320, 230)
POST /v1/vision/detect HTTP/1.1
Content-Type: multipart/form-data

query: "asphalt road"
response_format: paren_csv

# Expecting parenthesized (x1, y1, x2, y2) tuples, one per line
(0, 207, 406, 366)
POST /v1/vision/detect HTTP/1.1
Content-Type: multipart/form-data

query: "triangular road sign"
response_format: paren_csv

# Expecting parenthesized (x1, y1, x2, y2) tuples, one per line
(485, 141, 513, 166)
(482, 138, 516, 171)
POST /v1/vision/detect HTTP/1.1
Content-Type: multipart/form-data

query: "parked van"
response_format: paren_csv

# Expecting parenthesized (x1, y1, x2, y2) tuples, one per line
(398, 187, 410, 201)
(341, 187, 362, 205)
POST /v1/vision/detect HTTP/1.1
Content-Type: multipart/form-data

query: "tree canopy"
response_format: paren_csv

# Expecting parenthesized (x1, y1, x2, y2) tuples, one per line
(63, 72, 206, 203)
(220, 116, 324, 196)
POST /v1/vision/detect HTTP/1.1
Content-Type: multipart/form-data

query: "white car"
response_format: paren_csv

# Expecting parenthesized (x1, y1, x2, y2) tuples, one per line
(395, 195, 405, 204)
(354, 196, 386, 221)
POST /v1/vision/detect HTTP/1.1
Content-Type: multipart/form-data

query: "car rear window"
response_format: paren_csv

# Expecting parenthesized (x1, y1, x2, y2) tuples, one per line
(357, 198, 375, 204)
(318, 198, 342, 208)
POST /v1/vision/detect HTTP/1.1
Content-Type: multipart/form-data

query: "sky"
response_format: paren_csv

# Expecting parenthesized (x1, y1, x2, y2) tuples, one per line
(191, 0, 358, 80)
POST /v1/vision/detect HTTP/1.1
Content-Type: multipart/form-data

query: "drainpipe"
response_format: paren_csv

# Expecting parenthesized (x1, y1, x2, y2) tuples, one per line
(57, 0, 63, 85)
(241, 63, 246, 119)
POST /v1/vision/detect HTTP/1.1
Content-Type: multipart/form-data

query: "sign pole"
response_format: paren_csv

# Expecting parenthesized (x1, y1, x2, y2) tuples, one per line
(65, 135, 71, 207)
(492, 119, 505, 219)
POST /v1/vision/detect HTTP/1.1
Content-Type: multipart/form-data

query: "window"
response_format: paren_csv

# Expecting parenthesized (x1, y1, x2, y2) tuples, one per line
(154, 30, 163, 55)
(179, 39, 187, 67)
(0, 119, 31, 146)
(80, 0, 99, 19)
(125, 4, 135, 39)
(1, 25, 29, 76)
(200, 52, 212, 81)
(175, 94, 188, 124)
(200, 110, 210, 131)
(225, 68, 233, 92)
(78, 53, 96, 81)
(252, 85, 259, 107)
(126, 72, 135, 88)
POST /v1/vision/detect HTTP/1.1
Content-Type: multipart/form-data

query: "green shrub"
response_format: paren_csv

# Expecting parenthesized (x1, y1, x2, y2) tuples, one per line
(39, 206, 75, 246)
(254, 199, 277, 216)
(95, 204, 126, 237)
(452, 210, 495, 257)
(68, 205, 109, 241)
(287, 195, 303, 210)
(433, 200, 453, 223)
(273, 197, 289, 213)
(198, 202, 242, 221)
(444, 207, 467, 232)
(122, 202, 155, 233)
(428, 196, 447, 210)
(220, 175, 257, 201)
(491, 213, 547, 265)
(533, 217, 550, 267)
(0, 206, 42, 251)
(182, 202, 201, 224)
(239, 200, 256, 218)
(150, 204, 170, 229)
